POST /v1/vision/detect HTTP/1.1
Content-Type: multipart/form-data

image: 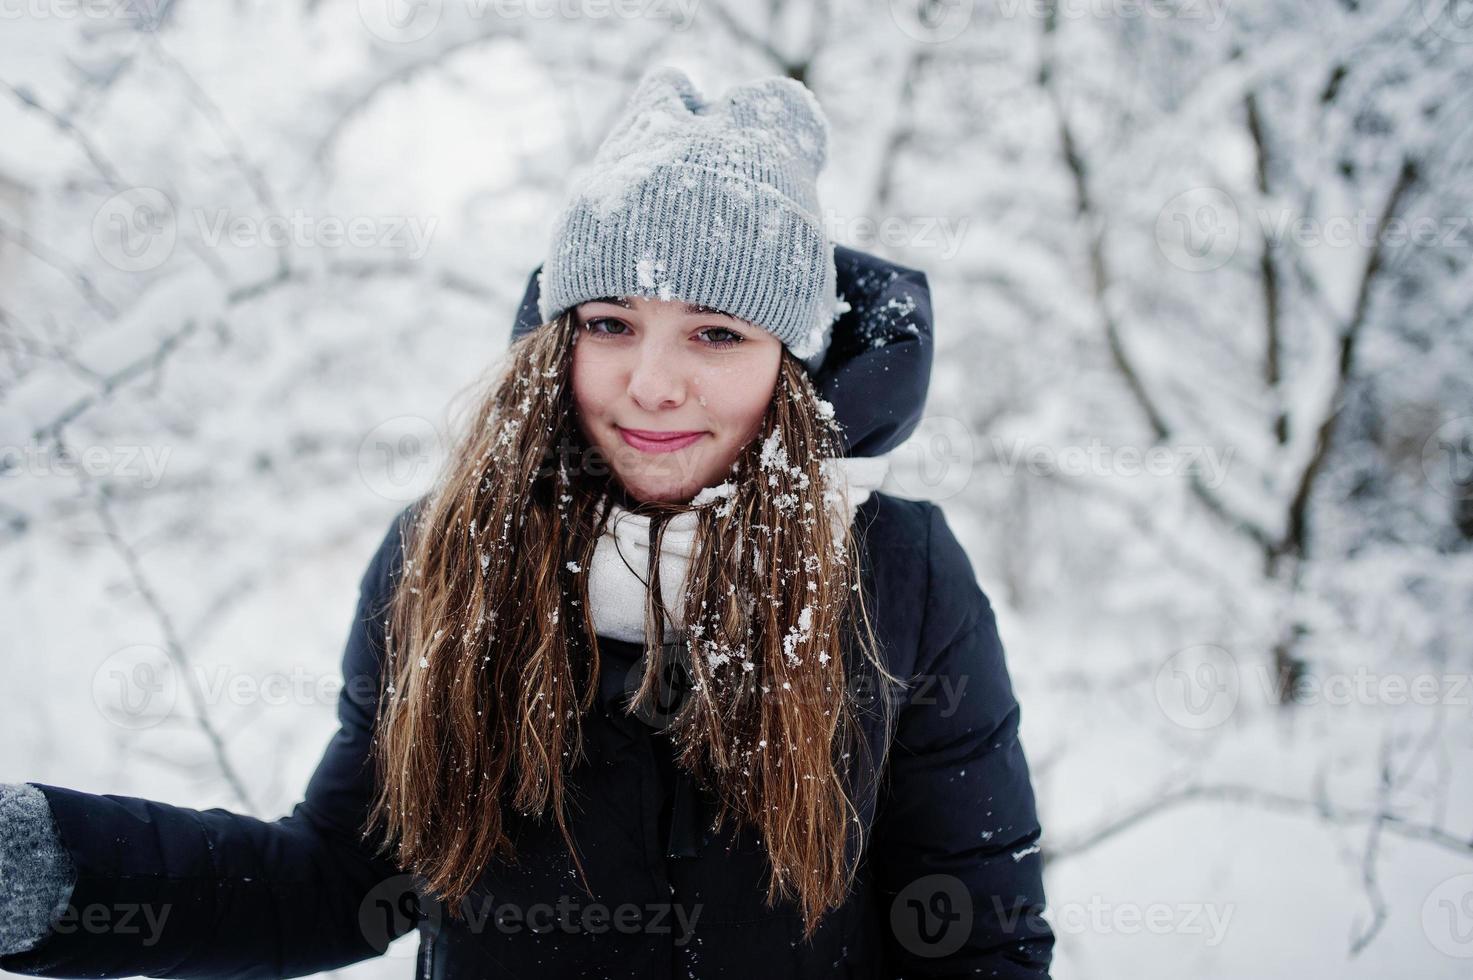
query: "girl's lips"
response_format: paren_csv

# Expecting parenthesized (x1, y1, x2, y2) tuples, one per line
(618, 427, 706, 454)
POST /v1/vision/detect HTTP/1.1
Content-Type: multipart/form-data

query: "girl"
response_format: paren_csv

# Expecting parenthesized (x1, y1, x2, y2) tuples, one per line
(0, 67, 1054, 978)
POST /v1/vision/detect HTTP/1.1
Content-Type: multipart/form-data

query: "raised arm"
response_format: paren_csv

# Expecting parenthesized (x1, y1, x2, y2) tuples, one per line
(0, 503, 422, 979)
(870, 503, 1055, 978)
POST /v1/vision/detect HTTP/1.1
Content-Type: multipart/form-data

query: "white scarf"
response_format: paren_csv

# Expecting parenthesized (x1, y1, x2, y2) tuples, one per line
(586, 455, 891, 643)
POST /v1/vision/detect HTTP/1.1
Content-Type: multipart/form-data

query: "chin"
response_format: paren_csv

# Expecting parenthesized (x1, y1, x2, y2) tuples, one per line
(616, 477, 697, 505)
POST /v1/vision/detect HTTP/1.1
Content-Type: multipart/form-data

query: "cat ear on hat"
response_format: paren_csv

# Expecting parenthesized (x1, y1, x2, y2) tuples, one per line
(721, 76, 829, 174)
(594, 66, 707, 163)
(623, 66, 706, 123)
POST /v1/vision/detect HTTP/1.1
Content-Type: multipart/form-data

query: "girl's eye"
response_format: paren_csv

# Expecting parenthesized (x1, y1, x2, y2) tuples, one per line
(581, 318, 744, 349)
(698, 327, 744, 349)
(582, 317, 629, 337)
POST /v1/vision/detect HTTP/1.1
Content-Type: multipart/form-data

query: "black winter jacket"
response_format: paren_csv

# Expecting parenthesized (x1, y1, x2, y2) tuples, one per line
(0, 247, 1054, 979)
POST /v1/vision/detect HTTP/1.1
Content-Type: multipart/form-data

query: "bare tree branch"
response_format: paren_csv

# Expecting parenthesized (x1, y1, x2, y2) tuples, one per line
(69, 445, 258, 813)
(1044, 778, 1473, 868)
(1280, 157, 1419, 563)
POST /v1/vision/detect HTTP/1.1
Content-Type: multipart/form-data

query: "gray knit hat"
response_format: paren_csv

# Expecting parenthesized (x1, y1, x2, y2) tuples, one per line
(537, 67, 839, 372)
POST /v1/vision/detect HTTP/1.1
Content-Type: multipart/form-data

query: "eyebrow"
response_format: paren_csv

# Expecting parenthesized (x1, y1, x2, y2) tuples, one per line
(586, 296, 736, 318)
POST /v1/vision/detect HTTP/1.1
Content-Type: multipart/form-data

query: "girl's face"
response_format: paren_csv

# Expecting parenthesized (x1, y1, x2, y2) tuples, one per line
(570, 295, 783, 504)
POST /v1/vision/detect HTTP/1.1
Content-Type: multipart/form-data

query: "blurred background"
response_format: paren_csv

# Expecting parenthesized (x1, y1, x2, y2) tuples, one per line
(2, 1, 1471, 977)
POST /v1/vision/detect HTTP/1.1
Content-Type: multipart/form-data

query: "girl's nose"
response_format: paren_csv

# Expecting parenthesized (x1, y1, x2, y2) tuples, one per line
(627, 349, 687, 412)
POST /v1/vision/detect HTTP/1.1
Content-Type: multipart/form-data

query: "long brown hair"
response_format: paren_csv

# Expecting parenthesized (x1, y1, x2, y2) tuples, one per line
(364, 310, 902, 940)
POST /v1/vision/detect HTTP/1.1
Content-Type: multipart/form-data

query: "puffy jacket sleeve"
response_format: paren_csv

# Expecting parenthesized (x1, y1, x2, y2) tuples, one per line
(0, 503, 423, 980)
(869, 503, 1054, 978)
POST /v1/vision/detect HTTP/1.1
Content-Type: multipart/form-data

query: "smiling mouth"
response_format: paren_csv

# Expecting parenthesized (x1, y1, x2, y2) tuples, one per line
(617, 426, 707, 454)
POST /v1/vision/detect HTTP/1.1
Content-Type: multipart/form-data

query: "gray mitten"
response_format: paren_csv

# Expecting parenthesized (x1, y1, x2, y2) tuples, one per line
(0, 782, 78, 956)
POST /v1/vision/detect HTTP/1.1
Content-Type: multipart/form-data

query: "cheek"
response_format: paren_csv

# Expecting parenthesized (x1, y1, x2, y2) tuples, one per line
(728, 390, 772, 433)
(570, 346, 614, 425)
(699, 361, 778, 436)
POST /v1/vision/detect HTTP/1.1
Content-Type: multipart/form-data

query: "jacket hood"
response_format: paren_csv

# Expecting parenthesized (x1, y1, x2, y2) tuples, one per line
(509, 243, 934, 458)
